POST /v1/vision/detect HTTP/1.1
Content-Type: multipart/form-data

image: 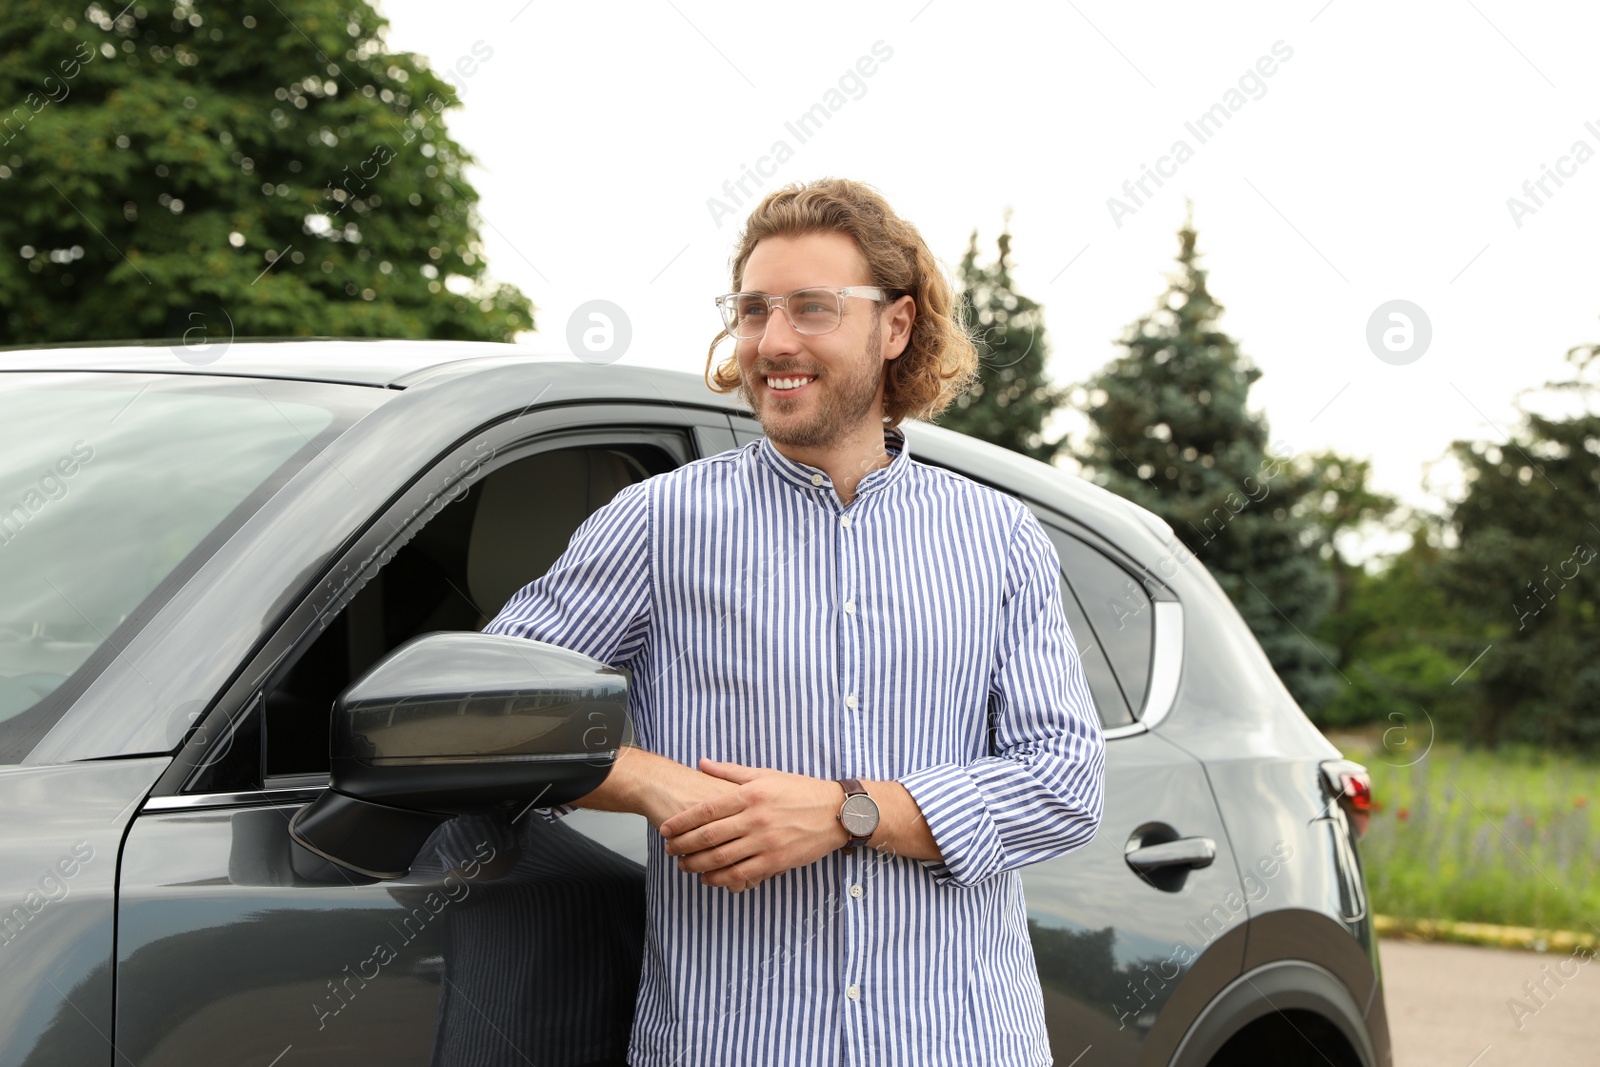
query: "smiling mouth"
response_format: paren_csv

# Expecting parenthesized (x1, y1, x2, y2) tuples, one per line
(765, 375, 816, 395)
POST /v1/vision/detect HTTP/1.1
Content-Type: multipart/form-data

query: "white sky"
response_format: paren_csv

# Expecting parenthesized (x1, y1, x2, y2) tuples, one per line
(374, 0, 1600, 557)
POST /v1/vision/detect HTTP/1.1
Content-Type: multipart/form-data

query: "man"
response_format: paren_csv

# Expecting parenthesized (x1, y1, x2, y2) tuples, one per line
(481, 177, 1106, 1066)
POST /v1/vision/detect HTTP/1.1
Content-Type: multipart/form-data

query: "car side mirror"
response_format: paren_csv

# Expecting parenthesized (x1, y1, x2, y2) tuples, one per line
(288, 631, 626, 879)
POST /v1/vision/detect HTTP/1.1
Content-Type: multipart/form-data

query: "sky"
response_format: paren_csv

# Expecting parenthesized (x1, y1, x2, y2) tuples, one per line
(374, 0, 1600, 560)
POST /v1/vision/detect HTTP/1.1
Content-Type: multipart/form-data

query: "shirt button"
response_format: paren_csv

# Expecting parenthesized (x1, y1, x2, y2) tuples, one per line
(849, 884, 864, 899)
(845, 693, 857, 709)
(810, 473, 825, 486)
(846, 984, 860, 1001)
(840, 515, 852, 529)
(844, 599, 855, 615)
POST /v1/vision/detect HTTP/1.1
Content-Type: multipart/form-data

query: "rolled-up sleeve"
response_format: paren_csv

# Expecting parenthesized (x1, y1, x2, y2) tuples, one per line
(480, 478, 654, 821)
(898, 505, 1107, 888)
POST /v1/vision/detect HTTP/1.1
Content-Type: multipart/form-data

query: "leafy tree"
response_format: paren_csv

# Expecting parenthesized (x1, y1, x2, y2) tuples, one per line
(1076, 204, 1338, 713)
(0, 0, 532, 348)
(1432, 342, 1600, 748)
(1312, 508, 1477, 734)
(1297, 450, 1404, 666)
(938, 212, 1071, 464)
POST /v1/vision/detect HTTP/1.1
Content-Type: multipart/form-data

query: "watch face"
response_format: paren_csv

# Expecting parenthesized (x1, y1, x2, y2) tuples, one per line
(840, 794, 879, 837)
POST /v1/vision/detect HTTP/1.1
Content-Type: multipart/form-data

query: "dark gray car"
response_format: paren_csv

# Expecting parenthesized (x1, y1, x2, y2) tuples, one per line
(0, 340, 1388, 1066)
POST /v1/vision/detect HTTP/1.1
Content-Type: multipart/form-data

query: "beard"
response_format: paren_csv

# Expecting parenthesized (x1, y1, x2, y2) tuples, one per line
(739, 314, 885, 450)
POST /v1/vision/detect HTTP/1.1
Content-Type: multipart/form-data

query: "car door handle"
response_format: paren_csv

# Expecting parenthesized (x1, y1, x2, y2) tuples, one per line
(1125, 836, 1216, 872)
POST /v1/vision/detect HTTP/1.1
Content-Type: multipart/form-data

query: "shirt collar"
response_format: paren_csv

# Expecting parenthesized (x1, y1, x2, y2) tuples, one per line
(755, 423, 911, 500)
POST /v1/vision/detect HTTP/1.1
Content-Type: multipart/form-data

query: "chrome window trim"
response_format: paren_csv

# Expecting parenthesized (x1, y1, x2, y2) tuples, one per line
(1101, 600, 1183, 741)
(1139, 601, 1184, 728)
(143, 782, 325, 812)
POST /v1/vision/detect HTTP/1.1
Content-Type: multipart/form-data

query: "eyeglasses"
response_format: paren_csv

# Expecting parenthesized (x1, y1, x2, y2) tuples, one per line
(715, 286, 903, 340)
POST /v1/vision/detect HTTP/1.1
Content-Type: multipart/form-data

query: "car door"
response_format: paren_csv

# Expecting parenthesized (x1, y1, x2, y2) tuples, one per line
(114, 407, 736, 1067)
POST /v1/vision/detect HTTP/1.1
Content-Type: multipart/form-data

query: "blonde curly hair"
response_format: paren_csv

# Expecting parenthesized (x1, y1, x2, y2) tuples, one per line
(704, 178, 980, 427)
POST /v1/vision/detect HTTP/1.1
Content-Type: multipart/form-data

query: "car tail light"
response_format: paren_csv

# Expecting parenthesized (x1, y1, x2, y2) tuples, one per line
(1319, 759, 1372, 840)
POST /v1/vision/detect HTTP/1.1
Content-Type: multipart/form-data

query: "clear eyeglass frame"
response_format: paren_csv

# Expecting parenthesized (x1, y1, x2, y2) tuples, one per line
(715, 286, 904, 339)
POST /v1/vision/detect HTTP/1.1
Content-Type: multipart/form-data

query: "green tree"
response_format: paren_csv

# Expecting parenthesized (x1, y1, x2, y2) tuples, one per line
(1312, 508, 1476, 734)
(1077, 205, 1338, 713)
(937, 212, 1071, 464)
(1297, 450, 1404, 667)
(0, 0, 531, 347)
(1432, 342, 1600, 748)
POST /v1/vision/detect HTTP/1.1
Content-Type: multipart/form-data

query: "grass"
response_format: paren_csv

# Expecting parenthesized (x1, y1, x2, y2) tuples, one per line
(1327, 731, 1600, 933)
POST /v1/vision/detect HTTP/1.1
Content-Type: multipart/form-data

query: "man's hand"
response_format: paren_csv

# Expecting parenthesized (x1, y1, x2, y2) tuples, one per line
(658, 759, 849, 893)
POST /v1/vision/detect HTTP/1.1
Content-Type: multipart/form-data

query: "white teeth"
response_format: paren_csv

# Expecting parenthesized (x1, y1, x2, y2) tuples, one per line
(766, 376, 815, 391)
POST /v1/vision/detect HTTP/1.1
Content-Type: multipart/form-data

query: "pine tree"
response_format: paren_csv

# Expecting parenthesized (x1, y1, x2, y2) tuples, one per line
(937, 212, 1071, 464)
(1077, 204, 1339, 713)
(0, 0, 532, 346)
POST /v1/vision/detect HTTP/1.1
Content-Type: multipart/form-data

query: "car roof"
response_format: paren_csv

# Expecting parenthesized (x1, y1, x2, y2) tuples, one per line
(0, 337, 547, 388)
(0, 337, 1176, 551)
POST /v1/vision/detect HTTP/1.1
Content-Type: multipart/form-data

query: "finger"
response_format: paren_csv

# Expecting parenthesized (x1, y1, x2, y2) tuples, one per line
(660, 793, 746, 839)
(698, 758, 764, 785)
(702, 857, 766, 892)
(662, 810, 746, 855)
(676, 833, 759, 875)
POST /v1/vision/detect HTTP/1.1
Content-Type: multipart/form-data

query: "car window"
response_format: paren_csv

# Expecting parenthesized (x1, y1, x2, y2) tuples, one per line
(259, 441, 675, 778)
(0, 372, 383, 765)
(1045, 527, 1155, 720)
(1057, 574, 1134, 729)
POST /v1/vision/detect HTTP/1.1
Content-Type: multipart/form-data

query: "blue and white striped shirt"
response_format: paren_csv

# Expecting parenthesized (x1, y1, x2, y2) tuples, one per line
(483, 423, 1106, 1067)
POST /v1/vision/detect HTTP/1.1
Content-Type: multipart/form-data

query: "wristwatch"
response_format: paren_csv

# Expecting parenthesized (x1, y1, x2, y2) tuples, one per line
(836, 778, 880, 850)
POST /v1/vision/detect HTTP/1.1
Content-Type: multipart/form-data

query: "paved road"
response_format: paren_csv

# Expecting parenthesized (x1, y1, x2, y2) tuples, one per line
(1381, 938, 1598, 1066)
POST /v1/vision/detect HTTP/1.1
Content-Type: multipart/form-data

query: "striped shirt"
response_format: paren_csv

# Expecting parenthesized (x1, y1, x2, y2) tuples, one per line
(482, 423, 1106, 1067)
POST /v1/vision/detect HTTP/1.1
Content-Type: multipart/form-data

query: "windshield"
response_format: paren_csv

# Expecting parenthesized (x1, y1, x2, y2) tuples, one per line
(0, 372, 383, 763)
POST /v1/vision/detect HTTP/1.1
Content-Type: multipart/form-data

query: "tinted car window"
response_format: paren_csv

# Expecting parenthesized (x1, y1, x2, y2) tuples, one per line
(1057, 575, 1134, 729)
(262, 441, 673, 778)
(0, 372, 382, 764)
(1046, 527, 1155, 718)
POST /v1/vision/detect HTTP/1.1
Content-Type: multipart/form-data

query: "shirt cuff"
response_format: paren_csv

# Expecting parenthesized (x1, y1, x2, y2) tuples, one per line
(897, 763, 1006, 888)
